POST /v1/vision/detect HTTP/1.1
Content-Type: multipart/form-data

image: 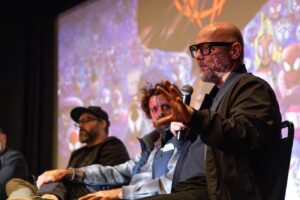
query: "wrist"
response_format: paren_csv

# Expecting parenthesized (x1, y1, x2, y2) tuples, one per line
(187, 106, 195, 123)
(64, 168, 75, 181)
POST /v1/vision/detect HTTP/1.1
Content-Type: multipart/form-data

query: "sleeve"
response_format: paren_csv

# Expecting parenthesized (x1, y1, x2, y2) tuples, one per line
(0, 150, 29, 185)
(70, 159, 136, 187)
(97, 137, 130, 166)
(122, 148, 181, 199)
(189, 76, 281, 156)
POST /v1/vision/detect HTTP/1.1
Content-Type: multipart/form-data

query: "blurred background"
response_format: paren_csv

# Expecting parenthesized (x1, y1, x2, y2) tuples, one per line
(0, 0, 299, 199)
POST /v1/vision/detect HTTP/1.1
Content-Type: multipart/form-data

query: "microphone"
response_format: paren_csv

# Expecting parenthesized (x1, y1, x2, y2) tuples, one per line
(176, 84, 193, 140)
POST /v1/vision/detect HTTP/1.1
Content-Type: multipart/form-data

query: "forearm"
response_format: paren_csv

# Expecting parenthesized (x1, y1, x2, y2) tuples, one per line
(71, 161, 134, 186)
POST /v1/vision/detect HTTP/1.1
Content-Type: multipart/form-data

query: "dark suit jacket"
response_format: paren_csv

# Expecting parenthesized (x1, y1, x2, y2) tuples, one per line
(0, 148, 29, 186)
(189, 65, 282, 200)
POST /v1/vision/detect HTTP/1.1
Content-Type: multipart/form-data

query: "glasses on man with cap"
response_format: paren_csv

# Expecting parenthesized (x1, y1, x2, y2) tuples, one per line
(74, 118, 99, 128)
(189, 42, 233, 58)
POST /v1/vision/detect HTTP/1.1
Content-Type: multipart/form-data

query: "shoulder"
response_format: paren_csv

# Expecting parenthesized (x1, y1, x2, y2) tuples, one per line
(97, 136, 127, 150)
(71, 145, 87, 155)
(1, 148, 27, 164)
(2, 148, 24, 158)
(228, 73, 275, 97)
(102, 136, 124, 145)
(235, 73, 272, 88)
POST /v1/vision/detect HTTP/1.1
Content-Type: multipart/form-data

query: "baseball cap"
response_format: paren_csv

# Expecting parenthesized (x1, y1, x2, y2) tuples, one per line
(70, 106, 110, 127)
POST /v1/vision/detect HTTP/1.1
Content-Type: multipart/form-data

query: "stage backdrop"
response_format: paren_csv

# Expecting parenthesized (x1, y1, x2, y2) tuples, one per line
(57, 0, 300, 198)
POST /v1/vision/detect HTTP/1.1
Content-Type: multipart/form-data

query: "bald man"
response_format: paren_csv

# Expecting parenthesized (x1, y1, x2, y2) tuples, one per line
(145, 22, 282, 200)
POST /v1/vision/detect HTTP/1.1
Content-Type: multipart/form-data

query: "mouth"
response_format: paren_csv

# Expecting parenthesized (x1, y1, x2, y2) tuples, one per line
(197, 62, 207, 69)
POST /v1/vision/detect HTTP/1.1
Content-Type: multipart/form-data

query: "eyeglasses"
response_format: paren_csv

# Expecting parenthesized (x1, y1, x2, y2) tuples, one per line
(189, 42, 233, 58)
(74, 118, 99, 127)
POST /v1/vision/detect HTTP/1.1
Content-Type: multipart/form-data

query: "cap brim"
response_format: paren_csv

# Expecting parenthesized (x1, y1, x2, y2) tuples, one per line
(70, 107, 94, 122)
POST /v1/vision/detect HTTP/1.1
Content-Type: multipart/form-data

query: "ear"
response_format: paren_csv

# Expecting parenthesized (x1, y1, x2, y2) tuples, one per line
(99, 120, 107, 129)
(230, 42, 242, 60)
(0, 133, 7, 144)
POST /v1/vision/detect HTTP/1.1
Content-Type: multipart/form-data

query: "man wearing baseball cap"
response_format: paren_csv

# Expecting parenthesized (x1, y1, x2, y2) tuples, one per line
(6, 106, 130, 200)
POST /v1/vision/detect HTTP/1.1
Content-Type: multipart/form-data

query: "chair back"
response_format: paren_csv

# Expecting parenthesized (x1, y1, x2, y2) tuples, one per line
(277, 120, 294, 200)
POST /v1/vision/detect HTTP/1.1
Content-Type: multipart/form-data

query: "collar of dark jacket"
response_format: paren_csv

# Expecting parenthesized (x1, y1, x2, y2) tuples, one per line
(200, 64, 247, 111)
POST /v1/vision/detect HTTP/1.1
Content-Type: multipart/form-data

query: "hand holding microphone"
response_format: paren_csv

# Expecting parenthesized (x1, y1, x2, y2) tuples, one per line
(176, 84, 193, 140)
(155, 80, 194, 127)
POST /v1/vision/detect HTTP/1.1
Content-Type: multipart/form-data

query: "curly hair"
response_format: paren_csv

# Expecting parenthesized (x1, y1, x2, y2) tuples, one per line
(140, 81, 180, 119)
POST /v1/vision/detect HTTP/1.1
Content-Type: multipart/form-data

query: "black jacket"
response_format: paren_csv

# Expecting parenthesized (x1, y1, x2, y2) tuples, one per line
(189, 66, 282, 200)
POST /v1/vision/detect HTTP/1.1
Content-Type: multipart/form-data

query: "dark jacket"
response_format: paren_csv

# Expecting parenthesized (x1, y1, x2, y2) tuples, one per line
(0, 148, 29, 200)
(0, 148, 29, 186)
(189, 65, 282, 200)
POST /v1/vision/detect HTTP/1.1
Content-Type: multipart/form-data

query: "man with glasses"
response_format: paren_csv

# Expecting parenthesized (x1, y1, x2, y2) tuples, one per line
(144, 22, 281, 200)
(6, 106, 130, 200)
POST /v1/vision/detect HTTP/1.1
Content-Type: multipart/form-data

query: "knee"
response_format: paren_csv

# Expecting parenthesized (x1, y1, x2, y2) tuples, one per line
(6, 178, 37, 198)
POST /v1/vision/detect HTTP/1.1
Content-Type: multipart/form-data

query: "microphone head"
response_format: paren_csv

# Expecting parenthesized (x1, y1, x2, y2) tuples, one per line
(181, 84, 193, 96)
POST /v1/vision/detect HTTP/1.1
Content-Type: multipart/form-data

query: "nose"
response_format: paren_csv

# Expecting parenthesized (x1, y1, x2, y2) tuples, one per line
(195, 50, 204, 60)
(78, 122, 84, 128)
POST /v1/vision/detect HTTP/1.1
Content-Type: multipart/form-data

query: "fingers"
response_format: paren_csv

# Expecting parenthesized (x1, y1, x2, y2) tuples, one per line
(79, 193, 95, 200)
(155, 115, 173, 127)
(163, 79, 172, 88)
(176, 97, 193, 123)
(36, 177, 43, 189)
(170, 85, 182, 98)
(36, 170, 66, 189)
(170, 122, 187, 135)
(156, 85, 171, 101)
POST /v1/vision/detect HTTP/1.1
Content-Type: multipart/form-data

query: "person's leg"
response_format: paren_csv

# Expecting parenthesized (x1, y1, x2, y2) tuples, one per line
(65, 183, 93, 199)
(141, 188, 208, 200)
(37, 182, 67, 200)
(0, 184, 6, 200)
(142, 176, 209, 200)
(6, 178, 37, 199)
(37, 182, 92, 200)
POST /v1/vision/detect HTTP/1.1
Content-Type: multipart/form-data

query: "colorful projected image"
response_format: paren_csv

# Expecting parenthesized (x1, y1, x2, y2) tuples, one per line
(57, 0, 300, 198)
(57, 0, 197, 168)
(243, 0, 300, 198)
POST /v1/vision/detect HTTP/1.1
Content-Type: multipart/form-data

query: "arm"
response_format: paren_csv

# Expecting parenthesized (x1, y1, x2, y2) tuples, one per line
(189, 76, 281, 155)
(37, 159, 136, 188)
(0, 149, 28, 185)
(71, 159, 135, 186)
(122, 148, 181, 199)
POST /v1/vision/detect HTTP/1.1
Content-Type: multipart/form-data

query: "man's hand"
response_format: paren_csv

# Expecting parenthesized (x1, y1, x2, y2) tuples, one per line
(156, 80, 194, 126)
(170, 122, 190, 140)
(79, 188, 122, 200)
(36, 169, 72, 188)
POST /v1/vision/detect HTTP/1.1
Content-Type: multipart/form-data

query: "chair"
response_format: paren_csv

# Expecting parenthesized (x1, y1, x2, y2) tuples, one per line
(277, 120, 294, 200)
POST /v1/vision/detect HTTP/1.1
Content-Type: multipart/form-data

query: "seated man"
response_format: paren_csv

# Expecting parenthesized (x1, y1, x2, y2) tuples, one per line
(36, 82, 191, 200)
(147, 22, 281, 200)
(6, 106, 130, 200)
(0, 127, 30, 200)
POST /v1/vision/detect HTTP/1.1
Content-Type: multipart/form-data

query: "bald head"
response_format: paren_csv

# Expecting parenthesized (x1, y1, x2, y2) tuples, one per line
(197, 22, 244, 62)
(197, 22, 243, 46)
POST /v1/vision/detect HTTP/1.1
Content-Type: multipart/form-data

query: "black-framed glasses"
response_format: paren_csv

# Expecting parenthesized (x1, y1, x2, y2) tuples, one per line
(189, 42, 234, 58)
(74, 118, 99, 128)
